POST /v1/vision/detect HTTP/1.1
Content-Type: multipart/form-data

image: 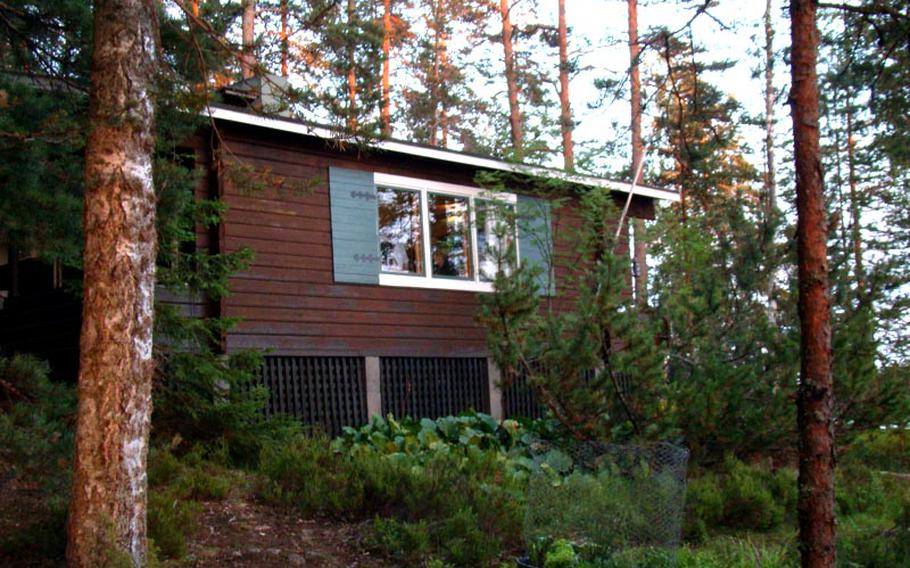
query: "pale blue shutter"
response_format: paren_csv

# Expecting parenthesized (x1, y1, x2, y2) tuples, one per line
(517, 195, 554, 296)
(329, 167, 380, 284)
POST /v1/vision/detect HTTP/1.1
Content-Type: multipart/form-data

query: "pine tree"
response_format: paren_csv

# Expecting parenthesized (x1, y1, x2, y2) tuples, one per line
(647, 30, 795, 462)
(557, 0, 572, 170)
(627, 0, 647, 306)
(790, 1, 836, 565)
(66, 1, 160, 564)
(478, 179, 667, 441)
(398, 0, 484, 148)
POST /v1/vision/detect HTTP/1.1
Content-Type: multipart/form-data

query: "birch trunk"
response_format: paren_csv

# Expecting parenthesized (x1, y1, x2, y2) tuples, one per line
(66, 0, 159, 565)
(499, 0, 522, 155)
(628, 0, 647, 305)
(558, 0, 573, 170)
(790, 0, 836, 566)
(241, 0, 256, 79)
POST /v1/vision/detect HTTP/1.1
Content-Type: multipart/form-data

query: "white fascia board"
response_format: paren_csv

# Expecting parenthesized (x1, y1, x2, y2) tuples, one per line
(206, 106, 680, 203)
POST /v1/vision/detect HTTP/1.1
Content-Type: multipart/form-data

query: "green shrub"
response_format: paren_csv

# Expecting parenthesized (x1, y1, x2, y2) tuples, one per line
(685, 459, 793, 535)
(152, 347, 302, 468)
(0, 355, 74, 564)
(147, 489, 202, 560)
(720, 460, 785, 531)
(335, 412, 536, 459)
(148, 445, 238, 501)
(366, 517, 431, 564)
(0, 499, 68, 562)
(0, 354, 75, 497)
(836, 464, 889, 517)
(256, 434, 369, 513)
(838, 512, 910, 568)
(258, 434, 525, 566)
(685, 474, 723, 541)
(678, 537, 796, 568)
(543, 539, 578, 568)
(842, 428, 910, 473)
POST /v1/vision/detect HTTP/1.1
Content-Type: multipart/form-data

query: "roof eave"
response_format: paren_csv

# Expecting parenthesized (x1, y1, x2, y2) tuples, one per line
(205, 106, 681, 203)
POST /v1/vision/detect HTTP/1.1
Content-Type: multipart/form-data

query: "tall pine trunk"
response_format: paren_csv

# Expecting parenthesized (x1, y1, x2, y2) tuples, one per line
(381, 0, 392, 136)
(499, 0, 522, 155)
(67, 0, 159, 565)
(790, 1, 836, 566)
(558, 0, 573, 170)
(241, 0, 256, 78)
(764, 0, 778, 217)
(845, 99, 864, 294)
(628, 0, 647, 305)
(347, 0, 358, 131)
(280, 0, 289, 77)
(440, 36, 449, 147)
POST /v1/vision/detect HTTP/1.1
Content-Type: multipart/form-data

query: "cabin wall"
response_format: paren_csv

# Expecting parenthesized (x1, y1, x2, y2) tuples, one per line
(214, 123, 651, 359)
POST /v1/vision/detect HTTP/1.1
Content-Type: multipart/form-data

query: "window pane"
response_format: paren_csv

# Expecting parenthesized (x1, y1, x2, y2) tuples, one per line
(378, 187, 424, 275)
(429, 193, 472, 279)
(476, 200, 515, 282)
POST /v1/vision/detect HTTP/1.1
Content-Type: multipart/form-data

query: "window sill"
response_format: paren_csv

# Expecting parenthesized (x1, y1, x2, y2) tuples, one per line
(379, 273, 495, 293)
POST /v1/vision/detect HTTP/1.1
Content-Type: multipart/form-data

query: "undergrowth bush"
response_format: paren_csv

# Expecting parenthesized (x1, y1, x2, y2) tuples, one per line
(258, 431, 525, 566)
(146, 445, 240, 559)
(685, 458, 795, 537)
(0, 354, 74, 562)
(152, 347, 301, 468)
(334, 411, 561, 464)
(841, 428, 910, 473)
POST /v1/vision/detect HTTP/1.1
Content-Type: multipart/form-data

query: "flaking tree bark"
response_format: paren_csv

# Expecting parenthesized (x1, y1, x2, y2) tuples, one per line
(790, 1, 837, 566)
(628, 0, 648, 305)
(66, 0, 159, 566)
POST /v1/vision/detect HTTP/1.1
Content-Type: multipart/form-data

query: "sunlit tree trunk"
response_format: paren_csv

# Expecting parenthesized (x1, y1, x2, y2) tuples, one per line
(381, 0, 392, 136)
(66, 0, 159, 565)
(280, 0, 289, 77)
(558, 0, 573, 170)
(346, 0, 358, 131)
(628, 0, 647, 305)
(790, 1, 836, 566)
(499, 0, 522, 155)
(439, 28, 449, 147)
(241, 0, 256, 78)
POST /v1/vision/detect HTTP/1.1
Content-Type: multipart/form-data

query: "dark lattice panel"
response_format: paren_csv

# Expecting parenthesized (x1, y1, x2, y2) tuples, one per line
(504, 368, 626, 420)
(259, 356, 367, 436)
(502, 370, 546, 419)
(380, 357, 490, 419)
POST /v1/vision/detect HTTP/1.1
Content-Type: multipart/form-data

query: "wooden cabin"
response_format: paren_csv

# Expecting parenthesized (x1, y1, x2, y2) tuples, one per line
(188, 103, 678, 434)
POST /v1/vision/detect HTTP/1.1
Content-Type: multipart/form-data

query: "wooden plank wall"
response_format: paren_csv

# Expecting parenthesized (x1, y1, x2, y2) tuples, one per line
(214, 123, 652, 357)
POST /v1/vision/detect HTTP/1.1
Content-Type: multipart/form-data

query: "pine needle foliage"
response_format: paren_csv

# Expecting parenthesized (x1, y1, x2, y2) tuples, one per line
(478, 175, 668, 442)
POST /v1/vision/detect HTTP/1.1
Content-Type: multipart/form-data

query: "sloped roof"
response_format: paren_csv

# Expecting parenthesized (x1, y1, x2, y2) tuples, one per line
(207, 104, 679, 203)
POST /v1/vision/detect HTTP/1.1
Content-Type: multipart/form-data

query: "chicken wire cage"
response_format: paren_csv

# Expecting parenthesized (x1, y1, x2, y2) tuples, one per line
(523, 441, 690, 567)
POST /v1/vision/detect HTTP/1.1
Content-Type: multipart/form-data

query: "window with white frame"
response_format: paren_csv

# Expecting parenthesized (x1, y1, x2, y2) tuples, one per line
(375, 173, 516, 292)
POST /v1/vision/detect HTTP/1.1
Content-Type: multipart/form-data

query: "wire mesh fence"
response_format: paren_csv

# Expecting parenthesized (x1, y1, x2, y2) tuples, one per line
(523, 441, 690, 567)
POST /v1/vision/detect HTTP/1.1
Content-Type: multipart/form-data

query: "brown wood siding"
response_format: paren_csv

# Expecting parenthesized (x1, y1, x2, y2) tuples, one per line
(215, 123, 647, 357)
